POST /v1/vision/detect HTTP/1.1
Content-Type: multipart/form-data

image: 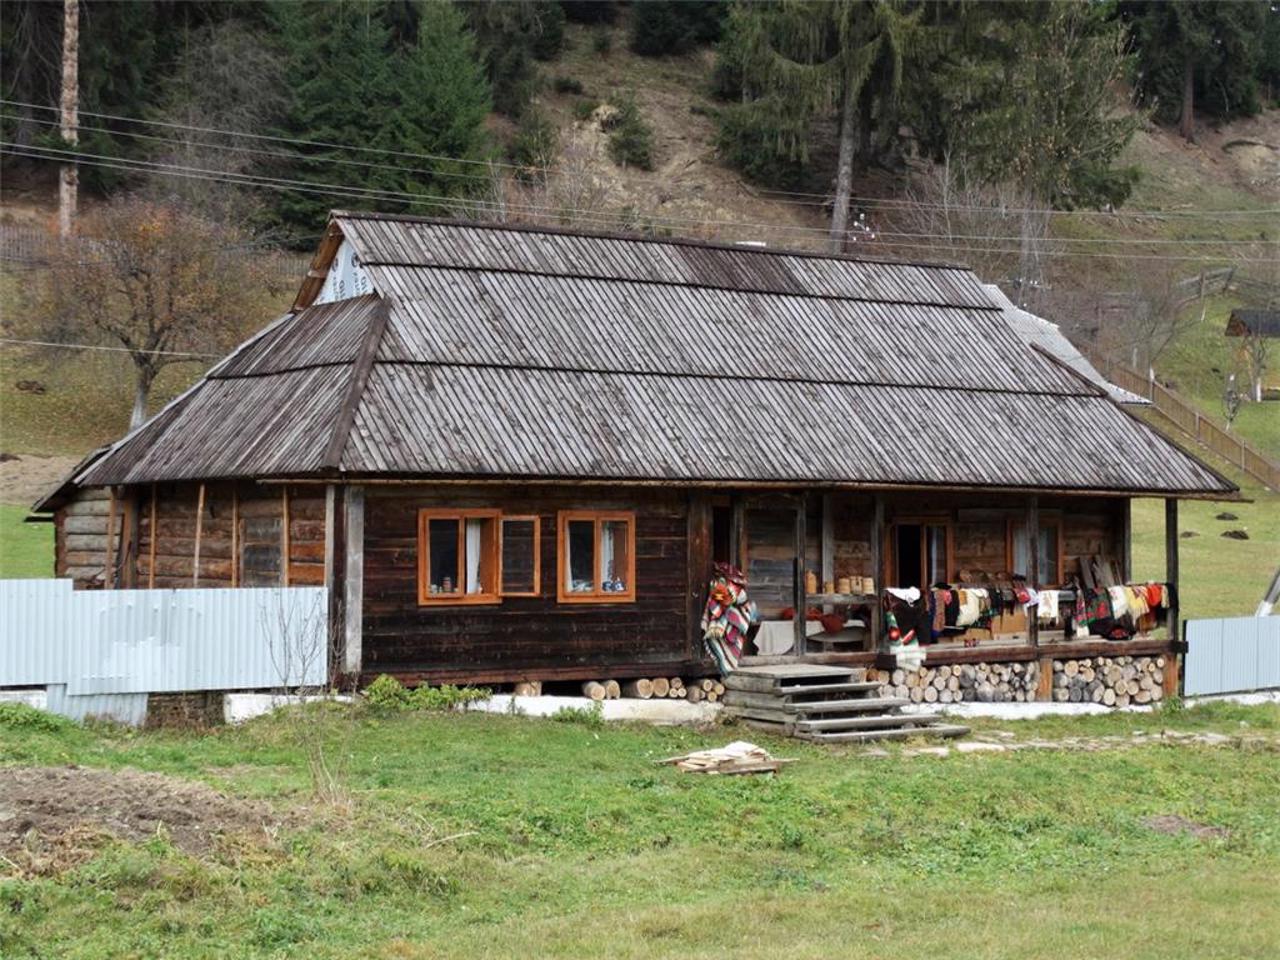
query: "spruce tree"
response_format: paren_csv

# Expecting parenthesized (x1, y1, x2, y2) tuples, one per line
(1120, 1, 1269, 141)
(717, 0, 926, 251)
(267, 1, 491, 238)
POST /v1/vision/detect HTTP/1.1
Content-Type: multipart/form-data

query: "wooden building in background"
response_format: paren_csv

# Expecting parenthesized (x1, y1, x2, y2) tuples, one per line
(34, 213, 1237, 690)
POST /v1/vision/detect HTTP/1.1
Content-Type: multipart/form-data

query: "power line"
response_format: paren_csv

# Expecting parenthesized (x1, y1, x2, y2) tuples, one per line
(7, 97, 1278, 220)
(0, 337, 220, 359)
(1, 97, 536, 174)
(750, 184, 1280, 218)
(5, 142, 1276, 263)
(6, 119, 1263, 248)
(1, 112, 508, 187)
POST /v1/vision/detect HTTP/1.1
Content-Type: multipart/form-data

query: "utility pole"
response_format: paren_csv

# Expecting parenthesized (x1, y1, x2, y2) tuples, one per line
(58, 0, 79, 239)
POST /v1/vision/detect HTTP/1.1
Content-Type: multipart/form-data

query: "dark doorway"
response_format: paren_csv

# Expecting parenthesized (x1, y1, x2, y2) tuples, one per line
(712, 505, 732, 565)
(894, 523, 923, 589)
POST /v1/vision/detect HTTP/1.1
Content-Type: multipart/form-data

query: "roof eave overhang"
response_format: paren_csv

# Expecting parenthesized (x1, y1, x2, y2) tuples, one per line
(246, 472, 1243, 501)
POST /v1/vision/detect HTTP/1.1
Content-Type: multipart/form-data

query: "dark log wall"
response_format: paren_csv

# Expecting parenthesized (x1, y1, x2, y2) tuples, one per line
(55, 482, 326, 590)
(361, 486, 696, 678)
(57, 487, 114, 587)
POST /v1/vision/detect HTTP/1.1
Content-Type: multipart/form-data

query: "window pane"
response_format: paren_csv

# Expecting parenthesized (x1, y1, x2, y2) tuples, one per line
(501, 519, 538, 594)
(925, 524, 947, 584)
(601, 519, 630, 593)
(566, 519, 595, 593)
(240, 516, 282, 586)
(1012, 521, 1059, 585)
(464, 517, 497, 595)
(1039, 523, 1059, 585)
(428, 518, 460, 595)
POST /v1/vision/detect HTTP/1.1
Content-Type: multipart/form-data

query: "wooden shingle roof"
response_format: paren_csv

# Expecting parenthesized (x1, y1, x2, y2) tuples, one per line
(79, 212, 1235, 497)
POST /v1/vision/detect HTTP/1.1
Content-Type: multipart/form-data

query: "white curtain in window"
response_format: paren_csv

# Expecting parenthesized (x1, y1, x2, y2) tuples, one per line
(600, 522, 614, 585)
(465, 519, 483, 593)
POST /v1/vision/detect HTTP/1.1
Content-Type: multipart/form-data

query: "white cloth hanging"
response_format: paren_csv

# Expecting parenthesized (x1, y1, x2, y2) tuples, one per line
(600, 522, 615, 585)
(1038, 589, 1060, 621)
(465, 519, 483, 593)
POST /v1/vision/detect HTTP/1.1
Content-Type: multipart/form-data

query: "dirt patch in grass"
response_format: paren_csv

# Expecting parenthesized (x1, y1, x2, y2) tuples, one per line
(0, 452, 80, 506)
(1141, 813, 1230, 840)
(0, 765, 287, 866)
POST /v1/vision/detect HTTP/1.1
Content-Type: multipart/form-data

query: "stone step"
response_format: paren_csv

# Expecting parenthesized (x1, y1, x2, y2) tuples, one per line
(797, 724, 971, 744)
(795, 712, 946, 733)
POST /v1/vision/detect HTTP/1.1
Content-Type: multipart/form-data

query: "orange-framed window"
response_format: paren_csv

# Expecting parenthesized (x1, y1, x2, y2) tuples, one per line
(1006, 516, 1064, 586)
(557, 510, 636, 603)
(418, 509, 501, 605)
(499, 515, 541, 597)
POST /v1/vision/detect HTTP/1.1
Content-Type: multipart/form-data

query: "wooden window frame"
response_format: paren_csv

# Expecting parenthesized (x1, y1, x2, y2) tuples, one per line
(499, 515, 542, 598)
(417, 508, 501, 606)
(1006, 515, 1065, 586)
(556, 510, 637, 604)
(883, 515, 955, 589)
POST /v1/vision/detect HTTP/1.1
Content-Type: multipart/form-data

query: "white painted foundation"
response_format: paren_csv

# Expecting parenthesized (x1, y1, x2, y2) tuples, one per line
(465, 694, 721, 725)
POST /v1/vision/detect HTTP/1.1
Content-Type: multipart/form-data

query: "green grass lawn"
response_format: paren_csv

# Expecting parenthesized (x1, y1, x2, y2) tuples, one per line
(2, 702, 1279, 959)
(0, 504, 51, 578)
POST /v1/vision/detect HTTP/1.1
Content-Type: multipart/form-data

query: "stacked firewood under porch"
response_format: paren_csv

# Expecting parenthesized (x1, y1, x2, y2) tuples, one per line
(721, 663, 970, 743)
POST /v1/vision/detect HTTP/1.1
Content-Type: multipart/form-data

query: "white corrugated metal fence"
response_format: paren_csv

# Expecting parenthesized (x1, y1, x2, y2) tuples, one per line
(1184, 616, 1280, 696)
(0, 580, 328, 723)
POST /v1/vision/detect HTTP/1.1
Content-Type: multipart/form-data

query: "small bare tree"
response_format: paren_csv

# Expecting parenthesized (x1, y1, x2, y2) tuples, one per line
(145, 20, 288, 226)
(1242, 327, 1271, 403)
(25, 197, 275, 427)
(1117, 263, 1205, 373)
(1223, 373, 1242, 430)
(263, 589, 354, 807)
(896, 155, 1036, 288)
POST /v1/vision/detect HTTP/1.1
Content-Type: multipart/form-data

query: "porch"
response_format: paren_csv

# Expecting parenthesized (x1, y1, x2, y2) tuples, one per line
(711, 487, 1182, 696)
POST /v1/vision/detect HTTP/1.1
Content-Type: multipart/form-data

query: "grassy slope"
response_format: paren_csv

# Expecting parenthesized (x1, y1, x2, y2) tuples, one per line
(2, 702, 1279, 959)
(0, 504, 51, 578)
(1154, 295, 1280, 460)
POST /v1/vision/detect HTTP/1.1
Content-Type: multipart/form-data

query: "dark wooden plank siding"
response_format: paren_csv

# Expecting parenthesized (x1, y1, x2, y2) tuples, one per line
(360, 485, 692, 677)
(124, 482, 326, 589)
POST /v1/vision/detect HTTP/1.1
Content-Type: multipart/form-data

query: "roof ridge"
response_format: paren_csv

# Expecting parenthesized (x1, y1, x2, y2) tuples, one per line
(321, 296, 391, 471)
(365, 357, 1098, 399)
(358, 258, 999, 313)
(329, 210, 975, 273)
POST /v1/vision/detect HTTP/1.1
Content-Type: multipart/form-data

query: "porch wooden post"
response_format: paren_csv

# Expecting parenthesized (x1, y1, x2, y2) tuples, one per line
(729, 494, 744, 569)
(820, 493, 834, 589)
(343, 484, 365, 677)
(1165, 498, 1180, 647)
(687, 493, 712, 659)
(793, 497, 807, 656)
(1027, 495, 1039, 649)
(1120, 498, 1132, 582)
(871, 494, 885, 652)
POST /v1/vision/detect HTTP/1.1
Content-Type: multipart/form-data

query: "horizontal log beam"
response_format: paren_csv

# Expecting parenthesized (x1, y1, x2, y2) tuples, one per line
(360, 658, 712, 688)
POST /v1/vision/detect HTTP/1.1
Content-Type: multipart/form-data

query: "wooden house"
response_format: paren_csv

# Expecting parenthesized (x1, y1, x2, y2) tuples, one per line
(36, 213, 1237, 696)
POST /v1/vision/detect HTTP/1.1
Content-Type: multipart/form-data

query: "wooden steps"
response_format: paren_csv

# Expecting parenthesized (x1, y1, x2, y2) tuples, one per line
(722, 662, 969, 745)
(794, 724, 972, 744)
